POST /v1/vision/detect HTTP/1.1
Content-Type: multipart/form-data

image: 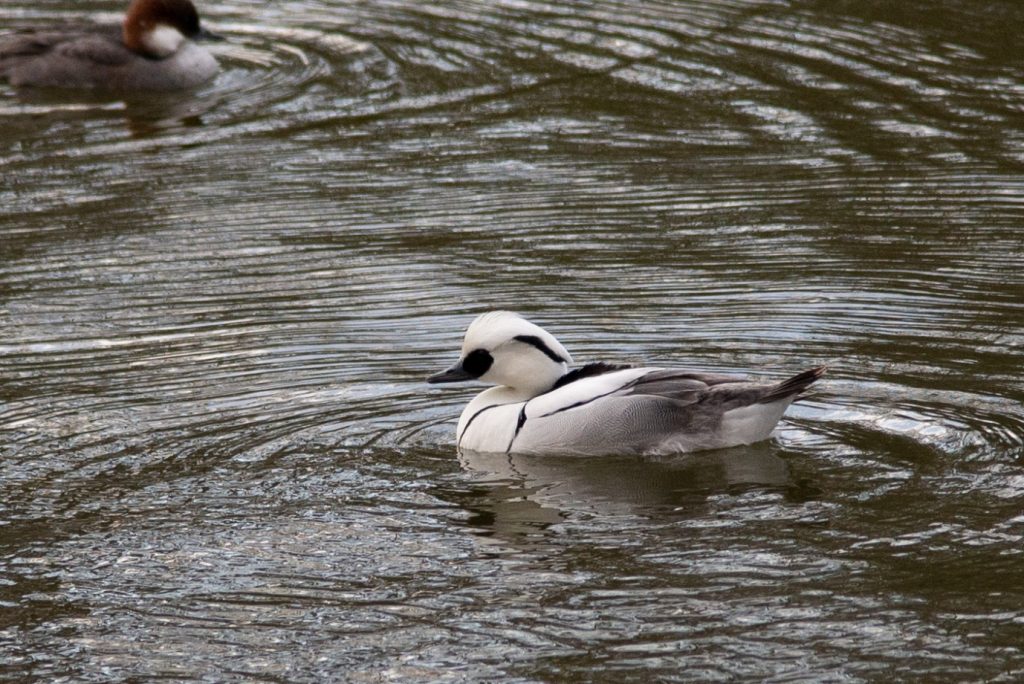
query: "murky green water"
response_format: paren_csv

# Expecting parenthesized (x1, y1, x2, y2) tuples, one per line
(3, 0, 1024, 680)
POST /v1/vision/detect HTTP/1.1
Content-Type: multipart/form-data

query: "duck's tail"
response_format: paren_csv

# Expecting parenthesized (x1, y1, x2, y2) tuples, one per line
(757, 366, 827, 404)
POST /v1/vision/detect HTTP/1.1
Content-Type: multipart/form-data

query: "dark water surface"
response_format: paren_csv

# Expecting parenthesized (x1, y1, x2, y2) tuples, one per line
(3, 0, 1024, 680)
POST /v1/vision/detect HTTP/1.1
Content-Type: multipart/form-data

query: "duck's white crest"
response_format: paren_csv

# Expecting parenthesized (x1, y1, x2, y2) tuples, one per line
(455, 311, 572, 397)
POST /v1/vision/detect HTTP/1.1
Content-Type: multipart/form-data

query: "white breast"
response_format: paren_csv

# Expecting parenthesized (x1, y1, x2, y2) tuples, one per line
(143, 25, 186, 58)
(456, 399, 523, 453)
(455, 369, 652, 453)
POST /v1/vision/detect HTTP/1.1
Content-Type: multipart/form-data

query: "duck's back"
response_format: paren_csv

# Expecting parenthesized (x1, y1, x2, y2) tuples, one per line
(0, 26, 216, 90)
(513, 368, 747, 455)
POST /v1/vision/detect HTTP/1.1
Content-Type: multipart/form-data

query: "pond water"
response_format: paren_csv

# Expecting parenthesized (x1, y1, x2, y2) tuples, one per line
(3, 0, 1024, 681)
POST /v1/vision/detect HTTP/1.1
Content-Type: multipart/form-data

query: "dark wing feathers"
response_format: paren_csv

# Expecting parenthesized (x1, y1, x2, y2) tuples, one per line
(622, 369, 747, 400)
(661, 370, 751, 387)
(626, 377, 708, 400)
(549, 365, 749, 399)
(0, 33, 57, 60)
(756, 365, 826, 404)
(627, 366, 824, 407)
(1, 26, 129, 68)
(550, 363, 824, 410)
(55, 33, 133, 66)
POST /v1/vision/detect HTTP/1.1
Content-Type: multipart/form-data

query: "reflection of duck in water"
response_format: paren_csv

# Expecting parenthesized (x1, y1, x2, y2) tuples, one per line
(0, 0, 220, 91)
(451, 446, 800, 539)
(461, 446, 795, 507)
(429, 311, 824, 456)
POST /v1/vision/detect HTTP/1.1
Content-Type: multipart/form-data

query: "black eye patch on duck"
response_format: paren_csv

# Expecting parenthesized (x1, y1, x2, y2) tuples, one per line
(462, 348, 494, 378)
(513, 335, 569, 364)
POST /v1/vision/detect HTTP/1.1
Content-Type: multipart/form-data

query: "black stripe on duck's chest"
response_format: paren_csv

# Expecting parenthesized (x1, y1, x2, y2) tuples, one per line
(506, 404, 529, 453)
(457, 402, 518, 448)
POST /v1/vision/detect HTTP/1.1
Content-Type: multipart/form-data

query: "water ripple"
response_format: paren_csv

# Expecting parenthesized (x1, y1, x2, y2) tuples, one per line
(4, 0, 1024, 681)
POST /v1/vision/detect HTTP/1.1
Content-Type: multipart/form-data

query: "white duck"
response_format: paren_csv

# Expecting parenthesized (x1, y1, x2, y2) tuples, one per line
(428, 311, 824, 456)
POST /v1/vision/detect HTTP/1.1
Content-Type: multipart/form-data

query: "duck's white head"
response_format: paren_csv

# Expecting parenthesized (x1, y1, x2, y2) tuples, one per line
(428, 311, 572, 396)
(123, 0, 221, 59)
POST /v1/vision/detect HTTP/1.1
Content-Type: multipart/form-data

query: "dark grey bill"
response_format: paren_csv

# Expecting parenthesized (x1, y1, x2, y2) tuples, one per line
(195, 27, 225, 42)
(427, 362, 474, 383)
